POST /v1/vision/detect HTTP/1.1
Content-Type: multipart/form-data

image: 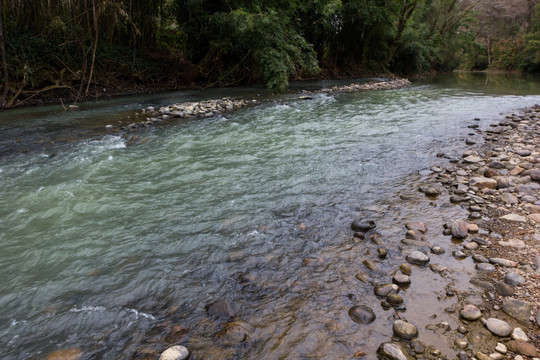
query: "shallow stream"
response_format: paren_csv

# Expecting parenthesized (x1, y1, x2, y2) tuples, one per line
(1, 73, 540, 359)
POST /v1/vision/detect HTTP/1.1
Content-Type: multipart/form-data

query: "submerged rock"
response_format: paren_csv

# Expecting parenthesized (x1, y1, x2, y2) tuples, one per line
(406, 251, 430, 265)
(502, 299, 533, 323)
(392, 320, 418, 340)
(351, 220, 376, 232)
(205, 299, 238, 319)
(377, 342, 411, 360)
(349, 305, 376, 324)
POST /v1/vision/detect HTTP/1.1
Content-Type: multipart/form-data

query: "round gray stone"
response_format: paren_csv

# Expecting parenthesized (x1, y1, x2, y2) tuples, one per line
(460, 304, 482, 321)
(374, 284, 399, 297)
(393, 320, 418, 340)
(476, 263, 496, 272)
(406, 251, 430, 265)
(485, 318, 513, 337)
(504, 272, 525, 286)
(392, 274, 411, 286)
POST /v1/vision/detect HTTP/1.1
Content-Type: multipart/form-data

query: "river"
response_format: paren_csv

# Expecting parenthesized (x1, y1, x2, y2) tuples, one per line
(1, 73, 540, 360)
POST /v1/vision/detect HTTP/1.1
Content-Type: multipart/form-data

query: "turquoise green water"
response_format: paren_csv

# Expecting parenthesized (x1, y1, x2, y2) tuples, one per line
(1, 73, 540, 359)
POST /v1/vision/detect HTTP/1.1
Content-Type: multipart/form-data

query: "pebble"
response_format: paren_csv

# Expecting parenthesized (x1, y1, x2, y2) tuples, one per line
(500, 213, 527, 222)
(511, 327, 529, 342)
(159, 346, 190, 360)
(485, 318, 513, 337)
(405, 221, 428, 233)
(451, 219, 469, 238)
(406, 251, 430, 265)
(495, 282, 515, 296)
(431, 246, 445, 254)
(392, 320, 418, 340)
(502, 298, 534, 323)
(464, 242, 479, 250)
(504, 272, 525, 286)
(476, 263, 496, 272)
(495, 342, 507, 354)
(392, 274, 411, 286)
(455, 339, 468, 349)
(377, 342, 409, 360)
(351, 220, 376, 232)
(400, 263, 412, 275)
(349, 305, 376, 324)
(453, 251, 467, 259)
(386, 294, 404, 306)
(490, 258, 518, 267)
(507, 340, 539, 357)
(460, 304, 482, 321)
(374, 284, 399, 297)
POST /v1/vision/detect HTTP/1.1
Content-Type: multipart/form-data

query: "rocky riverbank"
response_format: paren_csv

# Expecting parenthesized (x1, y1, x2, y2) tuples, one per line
(359, 105, 540, 360)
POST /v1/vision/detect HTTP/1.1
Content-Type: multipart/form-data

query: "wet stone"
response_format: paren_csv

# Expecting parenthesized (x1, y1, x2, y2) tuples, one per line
(218, 321, 254, 344)
(377, 342, 410, 360)
(378, 248, 388, 259)
(205, 299, 238, 319)
(159, 346, 190, 360)
(46, 349, 83, 360)
(349, 305, 376, 324)
(406, 251, 430, 265)
(452, 220, 469, 239)
(405, 222, 428, 234)
(351, 220, 376, 232)
(495, 342, 507, 354)
(392, 274, 411, 286)
(393, 320, 418, 340)
(460, 304, 482, 321)
(485, 318, 513, 337)
(400, 264, 412, 275)
(464, 242, 479, 250)
(387, 294, 404, 306)
(476, 263, 496, 272)
(363, 259, 380, 272)
(374, 284, 399, 297)
(453, 251, 467, 259)
(431, 246, 445, 255)
(490, 258, 518, 267)
(504, 272, 525, 286)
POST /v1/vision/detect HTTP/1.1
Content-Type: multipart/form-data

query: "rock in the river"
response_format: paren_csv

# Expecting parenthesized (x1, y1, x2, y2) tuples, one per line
(349, 305, 376, 324)
(504, 273, 525, 286)
(46, 349, 83, 360)
(464, 156, 483, 164)
(500, 214, 527, 222)
(377, 342, 411, 360)
(485, 318, 513, 337)
(506, 340, 538, 357)
(452, 220, 469, 239)
(460, 304, 482, 321)
(374, 284, 399, 297)
(406, 251, 430, 265)
(392, 274, 411, 286)
(386, 294, 404, 306)
(502, 299, 534, 323)
(405, 222, 428, 234)
(363, 259, 380, 271)
(205, 299, 238, 319)
(470, 177, 497, 189)
(218, 321, 254, 344)
(159, 345, 190, 360)
(400, 264, 412, 275)
(351, 220, 376, 232)
(393, 320, 418, 340)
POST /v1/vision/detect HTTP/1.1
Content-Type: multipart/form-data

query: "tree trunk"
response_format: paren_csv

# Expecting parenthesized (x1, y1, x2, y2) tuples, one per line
(85, 0, 98, 96)
(487, 37, 491, 67)
(0, 0, 9, 108)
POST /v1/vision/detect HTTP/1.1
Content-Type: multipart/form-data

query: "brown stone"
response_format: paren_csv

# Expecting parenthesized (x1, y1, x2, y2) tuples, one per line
(46, 349, 83, 360)
(506, 340, 538, 357)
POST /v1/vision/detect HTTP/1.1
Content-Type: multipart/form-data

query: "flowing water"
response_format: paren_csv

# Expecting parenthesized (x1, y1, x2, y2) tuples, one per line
(1, 73, 540, 360)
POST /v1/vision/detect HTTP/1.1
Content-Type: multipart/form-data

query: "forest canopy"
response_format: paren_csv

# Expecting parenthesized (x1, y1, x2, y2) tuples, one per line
(0, 0, 539, 107)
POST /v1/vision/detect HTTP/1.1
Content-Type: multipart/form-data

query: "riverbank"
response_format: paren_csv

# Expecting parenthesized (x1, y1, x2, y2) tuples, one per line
(368, 106, 540, 360)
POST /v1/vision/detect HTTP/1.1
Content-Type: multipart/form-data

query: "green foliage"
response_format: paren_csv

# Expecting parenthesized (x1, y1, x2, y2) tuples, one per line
(173, 0, 319, 92)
